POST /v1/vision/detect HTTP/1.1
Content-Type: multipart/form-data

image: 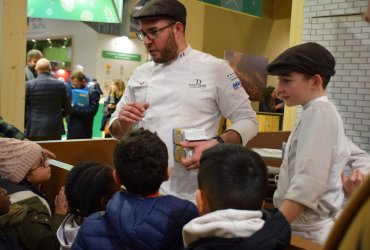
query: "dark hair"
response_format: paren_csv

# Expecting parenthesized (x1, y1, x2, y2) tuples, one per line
(70, 70, 87, 82)
(113, 129, 168, 196)
(301, 72, 331, 89)
(198, 144, 268, 211)
(26, 49, 42, 61)
(260, 86, 276, 112)
(65, 162, 116, 217)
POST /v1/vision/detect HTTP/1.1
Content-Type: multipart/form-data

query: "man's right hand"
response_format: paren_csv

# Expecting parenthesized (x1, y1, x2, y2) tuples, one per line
(110, 102, 149, 138)
(118, 102, 149, 125)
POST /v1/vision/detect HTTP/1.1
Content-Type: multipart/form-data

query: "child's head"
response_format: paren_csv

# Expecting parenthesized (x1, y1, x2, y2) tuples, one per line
(266, 42, 335, 106)
(197, 144, 268, 215)
(65, 162, 118, 219)
(113, 129, 168, 197)
(0, 187, 10, 215)
(0, 138, 51, 185)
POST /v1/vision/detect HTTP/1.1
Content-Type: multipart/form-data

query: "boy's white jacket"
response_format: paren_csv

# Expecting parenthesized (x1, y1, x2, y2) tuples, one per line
(182, 209, 265, 247)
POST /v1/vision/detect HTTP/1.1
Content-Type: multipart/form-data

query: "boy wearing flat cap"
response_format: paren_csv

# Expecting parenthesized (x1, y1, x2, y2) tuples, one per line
(266, 42, 351, 244)
(109, 0, 257, 202)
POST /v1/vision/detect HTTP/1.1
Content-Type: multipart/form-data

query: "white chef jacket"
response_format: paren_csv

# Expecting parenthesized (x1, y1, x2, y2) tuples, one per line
(110, 46, 258, 202)
(273, 96, 351, 244)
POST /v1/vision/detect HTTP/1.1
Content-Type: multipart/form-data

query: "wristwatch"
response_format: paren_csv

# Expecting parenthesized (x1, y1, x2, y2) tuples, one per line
(212, 135, 224, 143)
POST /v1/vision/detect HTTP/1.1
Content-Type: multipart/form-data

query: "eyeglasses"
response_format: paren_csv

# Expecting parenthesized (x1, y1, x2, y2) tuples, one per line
(136, 22, 176, 41)
(29, 153, 48, 172)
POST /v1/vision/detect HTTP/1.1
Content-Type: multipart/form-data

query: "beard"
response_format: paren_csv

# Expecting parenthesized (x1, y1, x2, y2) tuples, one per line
(152, 31, 178, 64)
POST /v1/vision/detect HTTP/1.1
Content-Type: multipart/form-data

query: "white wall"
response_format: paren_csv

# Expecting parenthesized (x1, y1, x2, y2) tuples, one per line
(302, 0, 370, 152)
(96, 34, 147, 93)
(27, 18, 146, 95)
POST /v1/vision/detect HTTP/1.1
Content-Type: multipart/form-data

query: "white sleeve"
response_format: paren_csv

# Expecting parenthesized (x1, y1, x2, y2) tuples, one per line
(285, 104, 335, 210)
(347, 138, 370, 175)
(216, 61, 258, 145)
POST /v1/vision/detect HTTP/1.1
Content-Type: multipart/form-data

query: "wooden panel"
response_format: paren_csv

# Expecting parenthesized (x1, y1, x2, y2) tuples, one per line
(38, 138, 119, 209)
(0, 0, 27, 129)
(257, 113, 282, 132)
(246, 131, 290, 149)
(38, 138, 118, 166)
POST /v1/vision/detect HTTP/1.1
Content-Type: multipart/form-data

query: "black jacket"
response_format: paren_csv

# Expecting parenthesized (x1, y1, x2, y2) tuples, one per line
(66, 86, 100, 139)
(25, 73, 71, 138)
(186, 209, 291, 250)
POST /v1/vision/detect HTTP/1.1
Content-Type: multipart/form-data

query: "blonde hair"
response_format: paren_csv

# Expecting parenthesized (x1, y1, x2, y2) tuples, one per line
(110, 79, 125, 99)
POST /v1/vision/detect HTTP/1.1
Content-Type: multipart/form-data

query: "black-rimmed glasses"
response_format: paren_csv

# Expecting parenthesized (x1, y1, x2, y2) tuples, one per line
(136, 22, 176, 41)
(29, 152, 48, 172)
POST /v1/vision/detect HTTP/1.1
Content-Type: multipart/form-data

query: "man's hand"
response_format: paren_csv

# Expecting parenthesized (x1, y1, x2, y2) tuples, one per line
(341, 169, 365, 197)
(179, 139, 218, 170)
(118, 102, 149, 125)
(111, 102, 149, 138)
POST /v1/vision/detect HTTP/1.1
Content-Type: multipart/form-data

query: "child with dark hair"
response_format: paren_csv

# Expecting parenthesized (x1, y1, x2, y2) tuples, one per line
(56, 162, 119, 249)
(182, 144, 291, 250)
(72, 130, 198, 250)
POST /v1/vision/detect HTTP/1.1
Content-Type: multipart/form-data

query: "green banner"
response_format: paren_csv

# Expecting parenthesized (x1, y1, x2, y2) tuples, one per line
(102, 51, 141, 62)
(27, 0, 123, 23)
(199, 0, 262, 17)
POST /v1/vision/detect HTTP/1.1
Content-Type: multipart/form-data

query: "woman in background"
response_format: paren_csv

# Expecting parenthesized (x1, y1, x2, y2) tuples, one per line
(259, 86, 284, 113)
(100, 79, 125, 137)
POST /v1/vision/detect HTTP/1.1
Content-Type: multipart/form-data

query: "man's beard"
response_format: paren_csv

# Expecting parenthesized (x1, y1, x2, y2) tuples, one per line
(153, 31, 178, 64)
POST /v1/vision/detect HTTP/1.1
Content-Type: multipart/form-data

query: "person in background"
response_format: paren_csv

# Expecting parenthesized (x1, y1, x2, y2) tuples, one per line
(72, 129, 198, 250)
(259, 86, 284, 113)
(0, 138, 68, 250)
(0, 187, 22, 250)
(267, 42, 351, 244)
(57, 162, 119, 249)
(66, 71, 100, 139)
(109, 0, 258, 202)
(25, 58, 72, 141)
(25, 49, 43, 81)
(88, 79, 104, 96)
(183, 144, 291, 249)
(100, 79, 125, 138)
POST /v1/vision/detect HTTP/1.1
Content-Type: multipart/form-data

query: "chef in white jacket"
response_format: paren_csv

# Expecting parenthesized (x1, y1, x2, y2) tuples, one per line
(109, 0, 258, 202)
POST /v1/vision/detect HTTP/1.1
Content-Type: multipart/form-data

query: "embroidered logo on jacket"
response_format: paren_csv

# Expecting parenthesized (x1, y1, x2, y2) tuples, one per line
(232, 81, 241, 90)
(189, 79, 206, 88)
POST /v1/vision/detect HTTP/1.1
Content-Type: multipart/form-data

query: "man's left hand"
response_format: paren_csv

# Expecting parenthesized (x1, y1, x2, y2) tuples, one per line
(179, 139, 218, 170)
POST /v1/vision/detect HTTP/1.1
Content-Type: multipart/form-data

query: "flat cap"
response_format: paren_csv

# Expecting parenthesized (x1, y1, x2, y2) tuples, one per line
(132, 0, 187, 25)
(266, 42, 335, 77)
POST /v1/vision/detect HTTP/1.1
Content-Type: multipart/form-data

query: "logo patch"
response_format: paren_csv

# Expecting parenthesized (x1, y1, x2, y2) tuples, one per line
(232, 81, 241, 90)
(189, 79, 206, 89)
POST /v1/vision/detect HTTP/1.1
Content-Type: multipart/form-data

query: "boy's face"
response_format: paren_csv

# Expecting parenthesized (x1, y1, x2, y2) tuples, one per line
(276, 72, 315, 106)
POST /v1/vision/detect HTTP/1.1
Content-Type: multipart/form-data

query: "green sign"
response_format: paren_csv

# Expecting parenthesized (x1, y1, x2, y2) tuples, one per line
(102, 51, 141, 62)
(199, 0, 262, 17)
(27, 0, 123, 23)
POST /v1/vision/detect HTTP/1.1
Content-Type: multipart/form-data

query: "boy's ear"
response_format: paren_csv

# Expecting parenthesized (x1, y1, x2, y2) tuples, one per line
(163, 166, 170, 182)
(112, 170, 122, 186)
(196, 189, 209, 215)
(311, 74, 323, 88)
